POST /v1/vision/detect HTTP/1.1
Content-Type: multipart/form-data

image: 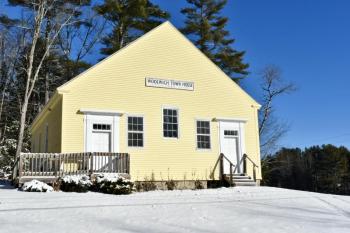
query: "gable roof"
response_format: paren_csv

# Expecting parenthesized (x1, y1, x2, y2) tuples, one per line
(57, 21, 260, 107)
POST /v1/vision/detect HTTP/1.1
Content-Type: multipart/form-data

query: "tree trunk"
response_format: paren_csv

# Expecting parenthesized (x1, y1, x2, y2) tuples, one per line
(45, 72, 50, 104)
(118, 23, 125, 50)
(15, 1, 45, 161)
(44, 18, 51, 104)
(15, 98, 28, 157)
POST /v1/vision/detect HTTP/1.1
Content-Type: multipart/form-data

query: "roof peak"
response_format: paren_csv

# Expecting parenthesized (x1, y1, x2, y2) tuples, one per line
(58, 20, 176, 91)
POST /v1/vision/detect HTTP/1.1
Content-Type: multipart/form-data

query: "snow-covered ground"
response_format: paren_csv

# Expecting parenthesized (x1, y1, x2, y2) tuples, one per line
(1, 181, 350, 233)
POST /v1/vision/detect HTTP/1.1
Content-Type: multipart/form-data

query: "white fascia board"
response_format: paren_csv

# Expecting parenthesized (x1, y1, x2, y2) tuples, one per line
(79, 108, 124, 116)
(213, 117, 248, 123)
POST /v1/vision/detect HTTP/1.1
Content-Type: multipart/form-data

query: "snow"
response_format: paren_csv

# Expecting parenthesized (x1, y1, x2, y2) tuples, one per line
(94, 173, 129, 183)
(0, 185, 350, 233)
(21, 180, 53, 192)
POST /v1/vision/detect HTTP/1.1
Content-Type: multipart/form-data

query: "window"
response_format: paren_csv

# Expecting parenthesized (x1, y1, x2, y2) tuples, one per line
(163, 108, 178, 138)
(196, 121, 211, 149)
(224, 130, 238, 136)
(128, 116, 144, 147)
(93, 124, 111, 131)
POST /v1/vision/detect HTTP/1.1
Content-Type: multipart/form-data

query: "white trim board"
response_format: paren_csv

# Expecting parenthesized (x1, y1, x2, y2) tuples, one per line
(214, 117, 248, 123)
(80, 108, 124, 116)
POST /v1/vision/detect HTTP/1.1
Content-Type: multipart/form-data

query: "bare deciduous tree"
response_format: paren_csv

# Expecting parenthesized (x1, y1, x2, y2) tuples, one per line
(259, 65, 296, 157)
(58, 7, 106, 82)
(14, 0, 83, 162)
(0, 16, 25, 141)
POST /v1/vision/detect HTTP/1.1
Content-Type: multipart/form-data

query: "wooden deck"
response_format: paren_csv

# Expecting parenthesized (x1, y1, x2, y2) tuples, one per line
(13, 152, 130, 184)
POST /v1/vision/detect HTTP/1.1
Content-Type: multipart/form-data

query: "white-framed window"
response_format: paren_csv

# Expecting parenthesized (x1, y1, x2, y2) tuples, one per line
(224, 130, 238, 136)
(163, 108, 178, 138)
(196, 120, 211, 149)
(93, 123, 111, 131)
(127, 116, 144, 147)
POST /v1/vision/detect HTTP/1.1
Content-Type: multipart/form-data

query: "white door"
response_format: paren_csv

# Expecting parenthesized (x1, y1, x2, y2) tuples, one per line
(222, 131, 241, 174)
(91, 131, 111, 152)
(84, 114, 118, 171)
(219, 120, 245, 174)
(85, 114, 118, 153)
(91, 130, 111, 170)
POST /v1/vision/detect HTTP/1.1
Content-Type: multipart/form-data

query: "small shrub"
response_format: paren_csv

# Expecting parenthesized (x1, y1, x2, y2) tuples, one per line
(194, 179, 204, 189)
(21, 180, 53, 192)
(95, 173, 133, 195)
(141, 181, 157, 191)
(59, 175, 92, 193)
(165, 180, 176, 190)
(52, 180, 61, 191)
(139, 174, 157, 191)
(135, 182, 143, 192)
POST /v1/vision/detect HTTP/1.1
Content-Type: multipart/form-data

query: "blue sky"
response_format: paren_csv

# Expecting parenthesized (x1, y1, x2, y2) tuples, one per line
(154, 0, 350, 149)
(2, 0, 350, 149)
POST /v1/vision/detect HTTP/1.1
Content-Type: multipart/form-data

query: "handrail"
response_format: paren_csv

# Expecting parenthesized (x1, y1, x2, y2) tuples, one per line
(242, 153, 259, 182)
(243, 154, 259, 168)
(221, 153, 236, 186)
(221, 153, 236, 168)
(211, 153, 259, 185)
(210, 153, 236, 186)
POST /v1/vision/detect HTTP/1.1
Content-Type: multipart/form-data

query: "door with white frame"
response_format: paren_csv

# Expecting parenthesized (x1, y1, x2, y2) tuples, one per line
(84, 113, 120, 170)
(218, 120, 246, 174)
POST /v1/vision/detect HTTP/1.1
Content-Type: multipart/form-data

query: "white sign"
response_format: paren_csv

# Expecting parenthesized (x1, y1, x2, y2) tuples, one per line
(145, 77, 194, 91)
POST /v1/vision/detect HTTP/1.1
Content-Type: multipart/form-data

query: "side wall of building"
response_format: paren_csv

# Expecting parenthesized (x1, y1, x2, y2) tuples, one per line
(31, 96, 62, 153)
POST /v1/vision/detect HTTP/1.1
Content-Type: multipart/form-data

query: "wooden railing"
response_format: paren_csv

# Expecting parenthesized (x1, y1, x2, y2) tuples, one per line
(211, 153, 259, 185)
(219, 153, 236, 186)
(14, 152, 129, 180)
(242, 154, 259, 182)
(211, 153, 236, 186)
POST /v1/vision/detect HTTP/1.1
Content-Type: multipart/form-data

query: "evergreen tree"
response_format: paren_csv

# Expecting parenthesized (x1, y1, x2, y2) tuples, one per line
(262, 145, 350, 195)
(181, 0, 248, 81)
(95, 0, 169, 56)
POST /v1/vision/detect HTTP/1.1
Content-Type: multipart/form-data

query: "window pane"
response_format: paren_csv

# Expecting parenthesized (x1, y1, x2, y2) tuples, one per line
(224, 130, 238, 136)
(163, 108, 178, 138)
(172, 131, 177, 138)
(93, 124, 111, 131)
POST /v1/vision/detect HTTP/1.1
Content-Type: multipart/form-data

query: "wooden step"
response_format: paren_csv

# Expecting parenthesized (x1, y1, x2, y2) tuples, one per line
(223, 174, 257, 186)
(232, 176, 251, 180)
(233, 181, 257, 186)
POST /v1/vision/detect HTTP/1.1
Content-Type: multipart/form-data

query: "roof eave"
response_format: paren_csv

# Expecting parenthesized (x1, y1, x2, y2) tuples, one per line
(30, 91, 62, 132)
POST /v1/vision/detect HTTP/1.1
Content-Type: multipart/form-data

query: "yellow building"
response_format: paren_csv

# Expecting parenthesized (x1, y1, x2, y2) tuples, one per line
(30, 21, 261, 184)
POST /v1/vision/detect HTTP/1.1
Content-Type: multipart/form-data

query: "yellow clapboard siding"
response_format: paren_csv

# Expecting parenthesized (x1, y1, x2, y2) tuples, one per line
(31, 95, 62, 153)
(31, 21, 261, 181)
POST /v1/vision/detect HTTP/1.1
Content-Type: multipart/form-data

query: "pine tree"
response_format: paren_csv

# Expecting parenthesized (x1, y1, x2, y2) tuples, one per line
(95, 0, 169, 56)
(181, 0, 248, 81)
